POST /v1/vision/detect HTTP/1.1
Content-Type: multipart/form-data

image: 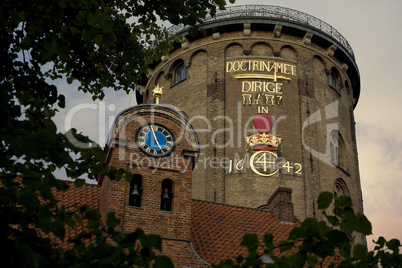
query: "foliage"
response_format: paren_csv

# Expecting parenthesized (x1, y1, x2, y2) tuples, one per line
(213, 192, 402, 268)
(0, 0, 233, 266)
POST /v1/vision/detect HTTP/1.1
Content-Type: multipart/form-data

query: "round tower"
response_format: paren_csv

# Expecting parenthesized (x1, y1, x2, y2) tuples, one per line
(138, 5, 362, 221)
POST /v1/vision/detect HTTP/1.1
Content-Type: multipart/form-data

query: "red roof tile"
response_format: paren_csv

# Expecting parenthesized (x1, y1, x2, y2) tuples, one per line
(49, 181, 100, 249)
(52, 181, 100, 211)
(191, 199, 298, 265)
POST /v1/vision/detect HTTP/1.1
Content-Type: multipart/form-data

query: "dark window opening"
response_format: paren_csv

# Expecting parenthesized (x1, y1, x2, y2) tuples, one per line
(129, 174, 142, 207)
(174, 63, 186, 84)
(328, 72, 336, 89)
(160, 179, 173, 211)
(330, 141, 339, 166)
(330, 130, 347, 172)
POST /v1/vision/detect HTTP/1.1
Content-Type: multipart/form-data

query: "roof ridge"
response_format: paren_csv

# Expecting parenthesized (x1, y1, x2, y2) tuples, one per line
(191, 198, 275, 214)
(63, 180, 99, 188)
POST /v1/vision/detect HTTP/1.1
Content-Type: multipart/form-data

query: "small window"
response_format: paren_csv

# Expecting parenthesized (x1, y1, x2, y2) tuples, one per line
(129, 174, 142, 207)
(330, 130, 348, 171)
(174, 63, 186, 84)
(330, 131, 340, 167)
(330, 141, 339, 166)
(328, 72, 336, 89)
(345, 80, 351, 95)
(160, 179, 173, 211)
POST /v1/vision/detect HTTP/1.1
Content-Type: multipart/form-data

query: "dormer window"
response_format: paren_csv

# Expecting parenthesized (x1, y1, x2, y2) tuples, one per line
(129, 174, 142, 207)
(174, 63, 186, 84)
(160, 179, 173, 211)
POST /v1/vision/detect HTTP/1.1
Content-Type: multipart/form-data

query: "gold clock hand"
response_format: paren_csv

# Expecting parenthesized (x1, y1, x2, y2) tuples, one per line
(150, 126, 162, 150)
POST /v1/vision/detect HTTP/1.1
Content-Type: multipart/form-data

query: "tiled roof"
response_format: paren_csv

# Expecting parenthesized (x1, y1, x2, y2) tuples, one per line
(50, 183, 340, 266)
(52, 181, 100, 211)
(191, 199, 298, 265)
(49, 181, 100, 249)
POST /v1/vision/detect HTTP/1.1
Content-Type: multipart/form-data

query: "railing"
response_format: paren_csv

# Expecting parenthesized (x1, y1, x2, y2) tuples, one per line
(167, 5, 355, 60)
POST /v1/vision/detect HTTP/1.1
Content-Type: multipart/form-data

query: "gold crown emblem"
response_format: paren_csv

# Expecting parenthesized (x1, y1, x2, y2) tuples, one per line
(246, 133, 282, 150)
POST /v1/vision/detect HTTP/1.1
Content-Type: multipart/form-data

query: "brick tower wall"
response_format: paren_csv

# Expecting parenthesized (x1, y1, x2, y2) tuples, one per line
(141, 18, 363, 225)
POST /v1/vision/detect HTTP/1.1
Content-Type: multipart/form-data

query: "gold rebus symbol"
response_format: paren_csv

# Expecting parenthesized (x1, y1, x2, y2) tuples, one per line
(250, 151, 279, 177)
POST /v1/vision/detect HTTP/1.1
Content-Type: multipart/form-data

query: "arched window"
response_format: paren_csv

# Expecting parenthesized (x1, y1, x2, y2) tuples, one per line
(327, 72, 336, 89)
(160, 179, 173, 211)
(330, 130, 348, 171)
(174, 63, 186, 84)
(328, 67, 341, 94)
(129, 174, 142, 207)
(330, 131, 339, 167)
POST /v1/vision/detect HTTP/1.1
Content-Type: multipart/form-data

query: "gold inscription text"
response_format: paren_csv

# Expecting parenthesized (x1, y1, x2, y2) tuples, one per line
(226, 60, 296, 76)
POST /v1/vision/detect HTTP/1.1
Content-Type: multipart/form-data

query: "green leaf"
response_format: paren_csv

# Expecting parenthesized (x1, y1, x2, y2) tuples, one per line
(103, 32, 116, 46)
(18, 188, 39, 210)
(57, 94, 66, 108)
(288, 252, 306, 267)
(93, 243, 114, 258)
(335, 195, 352, 207)
(325, 230, 350, 246)
(315, 240, 335, 257)
(65, 216, 76, 229)
(241, 233, 259, 252)
(95, 34, 103, 46)
(106, 212, 120, 228)
(339, 220, 354, 235)
(339, 246, 351, 259)
(50, 219, 66, 239)
(278, 240, 293, 252)
(235, 255, 244, 264)
(70, 27, 81, 36)
(37, 205, 52, 232)
(317, 192, 333, 209)
(299, 217, 322, 237)
(263, 233, 275, 250)
(66, 77, 74, 84)
(354, 214, 372, 235)
(99, 13, 114, 33)
(353, 244, 368, 260)
(289, 226, 303, 240)
(306, 255, 318, 267)
(153, 255, 174, 268)
(85, 209, 99, 220)
(386, 239, 401, 253)
(114, 168, 125, 181)
(143, 234, 162, 251)
(323, 210, 338, 226)
(82, 29, 92, 44)
(244, 253, 263, 267)
(74, 178, 86, 187)
(374, 236, 386, 249)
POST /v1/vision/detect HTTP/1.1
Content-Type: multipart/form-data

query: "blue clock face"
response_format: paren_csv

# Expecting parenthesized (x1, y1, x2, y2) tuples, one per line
(136, 124, 175, 157)
(144, 131, 167, 150)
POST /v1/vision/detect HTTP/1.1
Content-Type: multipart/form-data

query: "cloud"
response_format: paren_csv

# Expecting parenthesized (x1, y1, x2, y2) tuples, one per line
(357, 122, 402, 249)
(53, 79, 133, 146)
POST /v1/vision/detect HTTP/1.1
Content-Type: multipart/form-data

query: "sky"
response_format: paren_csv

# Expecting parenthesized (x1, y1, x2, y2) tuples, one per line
(54, 0, 402, 251)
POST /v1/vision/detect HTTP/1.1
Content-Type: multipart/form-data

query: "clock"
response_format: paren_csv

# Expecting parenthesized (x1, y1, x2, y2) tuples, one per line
(135, 124, 175, 157)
